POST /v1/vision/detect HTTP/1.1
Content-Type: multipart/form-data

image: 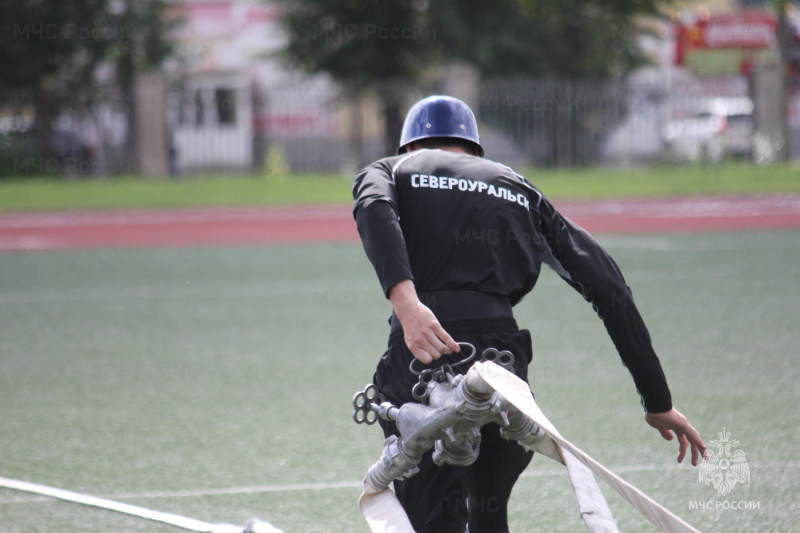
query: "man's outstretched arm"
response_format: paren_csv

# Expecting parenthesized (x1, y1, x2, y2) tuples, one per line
(529, 189, 707, 466)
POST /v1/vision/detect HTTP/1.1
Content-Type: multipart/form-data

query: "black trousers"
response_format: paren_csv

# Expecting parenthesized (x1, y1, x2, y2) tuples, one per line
(373, 318, 535, 533)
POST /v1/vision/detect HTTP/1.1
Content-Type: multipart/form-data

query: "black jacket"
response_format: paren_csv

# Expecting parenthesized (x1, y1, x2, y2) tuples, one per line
(353, 149, 672, 413)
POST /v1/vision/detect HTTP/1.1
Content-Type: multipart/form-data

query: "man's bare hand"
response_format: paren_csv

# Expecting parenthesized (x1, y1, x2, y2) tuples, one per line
(645, 408, 707, 466)
(398, 302, 459, 364)
(389, 280, 460, 364)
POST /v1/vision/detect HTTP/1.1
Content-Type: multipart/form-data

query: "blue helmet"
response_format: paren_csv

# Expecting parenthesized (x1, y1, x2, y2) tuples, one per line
(398, 95, 483, 156)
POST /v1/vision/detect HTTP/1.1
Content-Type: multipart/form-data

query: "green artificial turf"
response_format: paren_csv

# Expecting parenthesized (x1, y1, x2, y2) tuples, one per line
(1, 230, 798, 531)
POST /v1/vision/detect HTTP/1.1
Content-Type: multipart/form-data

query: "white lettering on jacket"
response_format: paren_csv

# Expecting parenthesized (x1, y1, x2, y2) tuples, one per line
(409, 174, 530, 209)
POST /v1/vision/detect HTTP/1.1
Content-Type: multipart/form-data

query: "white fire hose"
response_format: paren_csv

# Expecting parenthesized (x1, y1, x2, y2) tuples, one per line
(356, 357, 700, 533)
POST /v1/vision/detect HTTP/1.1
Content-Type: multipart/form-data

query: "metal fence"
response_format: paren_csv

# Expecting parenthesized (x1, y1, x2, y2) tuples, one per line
(478, 73, 800, 168)
(2, 73, 796, 178)
(478, 78, 629, 168)
(170, 73, 789, 174)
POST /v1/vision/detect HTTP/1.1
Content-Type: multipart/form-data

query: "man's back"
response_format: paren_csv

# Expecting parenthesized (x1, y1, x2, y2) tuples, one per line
(355, 149, 543, 305)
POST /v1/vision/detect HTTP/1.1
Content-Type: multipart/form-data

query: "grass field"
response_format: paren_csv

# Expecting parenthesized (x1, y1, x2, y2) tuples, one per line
(0, 162, 799, 212)
(1, 229, 798, 532)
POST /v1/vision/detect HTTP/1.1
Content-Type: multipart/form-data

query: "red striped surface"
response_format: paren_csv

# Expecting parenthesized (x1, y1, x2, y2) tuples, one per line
(1, 195, 798, 251)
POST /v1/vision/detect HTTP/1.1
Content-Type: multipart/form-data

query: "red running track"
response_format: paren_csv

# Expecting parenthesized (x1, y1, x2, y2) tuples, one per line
(1, 195, 799, 251)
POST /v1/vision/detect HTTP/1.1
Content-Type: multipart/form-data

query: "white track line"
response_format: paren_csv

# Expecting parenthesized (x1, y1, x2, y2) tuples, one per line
(0, 476, 246, 532)
(0, 282, 377, 305)
(2, 462, 797, 505)
(556, 195, 800, 218)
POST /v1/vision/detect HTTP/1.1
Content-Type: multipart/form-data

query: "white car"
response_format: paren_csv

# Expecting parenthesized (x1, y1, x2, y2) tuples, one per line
(663, 112, 728, 163)
(663, 97, 754, 163)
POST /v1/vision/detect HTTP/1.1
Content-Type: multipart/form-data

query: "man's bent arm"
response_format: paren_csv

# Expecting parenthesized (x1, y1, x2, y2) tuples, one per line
(353, 161, 413, 297)
(353, 162, 458, 361)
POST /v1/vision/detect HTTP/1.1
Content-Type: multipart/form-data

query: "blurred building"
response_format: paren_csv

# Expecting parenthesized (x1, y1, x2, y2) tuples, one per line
(2, 0, 797, 177)
(167, 0, 386, 175)
(601, 0, 800, 165)
(17, 0, 791, 176)
(168, 0, 798, 173)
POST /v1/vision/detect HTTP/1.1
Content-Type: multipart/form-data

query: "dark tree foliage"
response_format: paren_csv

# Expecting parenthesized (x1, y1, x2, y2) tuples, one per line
(277, 0, 668, 160)
(277, 0, 438, 155)
(278, 1, 434, 81)
(0, 0, 178, 174)
(428, 0, 665, 77)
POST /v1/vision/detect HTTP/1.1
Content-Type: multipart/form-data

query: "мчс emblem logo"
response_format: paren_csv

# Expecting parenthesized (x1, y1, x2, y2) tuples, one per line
(699, 428, 750, 496)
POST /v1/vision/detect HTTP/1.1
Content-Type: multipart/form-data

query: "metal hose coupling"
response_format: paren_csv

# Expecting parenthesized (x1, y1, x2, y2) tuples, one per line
(432, 426, 482, 466)
(365, 435, 421, 491)
(354, 344, 547, 489)
(500, 413, 546, 450)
